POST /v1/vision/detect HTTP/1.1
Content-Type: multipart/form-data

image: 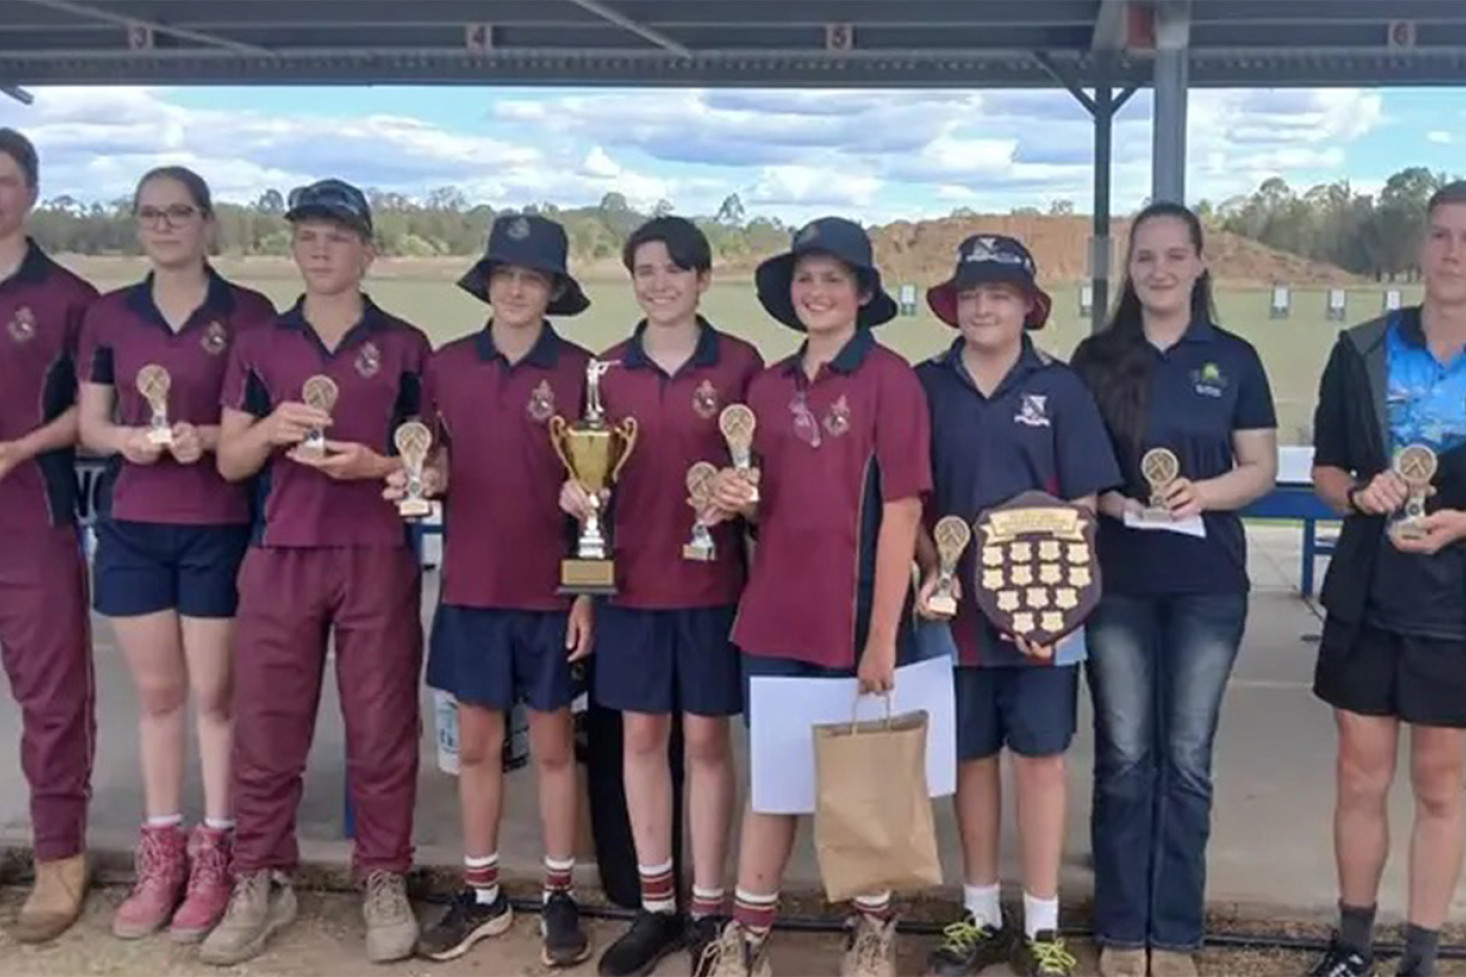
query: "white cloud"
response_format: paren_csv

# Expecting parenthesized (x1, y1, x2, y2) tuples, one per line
(1427, 130, 1455, 145)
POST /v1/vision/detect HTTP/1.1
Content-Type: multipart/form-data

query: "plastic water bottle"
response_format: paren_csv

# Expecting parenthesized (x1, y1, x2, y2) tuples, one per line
(433, 689, 460, 775)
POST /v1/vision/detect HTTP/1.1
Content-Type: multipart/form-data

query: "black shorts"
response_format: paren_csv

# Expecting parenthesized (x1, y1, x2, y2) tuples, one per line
(1314, 617, 1466, 728)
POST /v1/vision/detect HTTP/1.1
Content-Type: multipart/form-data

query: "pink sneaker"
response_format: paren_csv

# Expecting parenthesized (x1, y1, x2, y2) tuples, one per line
(112, 823, 187, 939)
(170, 825, 234, 943)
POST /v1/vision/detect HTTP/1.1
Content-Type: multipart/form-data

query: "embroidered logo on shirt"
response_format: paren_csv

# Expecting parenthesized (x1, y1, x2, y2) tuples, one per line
(507, 217, 531, 241)
(200, 320, 228, 356)
(790, 391, 822, 448)
(1015, 393, 1050, 427)
(823, 394, 851, 438)
(693, 379, 719, 419)
(528, 380, 555, 423)
(1191, 361, 1227, 398)
(7, 306, 36, 343)
(355, 341, 382, 378)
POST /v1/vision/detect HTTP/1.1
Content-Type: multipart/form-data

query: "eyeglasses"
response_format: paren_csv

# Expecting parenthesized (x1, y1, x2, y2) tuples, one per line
(136, 204, 200, 227)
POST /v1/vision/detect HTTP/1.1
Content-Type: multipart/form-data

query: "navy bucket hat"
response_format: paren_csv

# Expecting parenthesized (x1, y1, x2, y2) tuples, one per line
(458, 213, 590, 317)
(284, 178, 373, 238)
(754, 216, 898, 332)
(927, 234, 1053, 330)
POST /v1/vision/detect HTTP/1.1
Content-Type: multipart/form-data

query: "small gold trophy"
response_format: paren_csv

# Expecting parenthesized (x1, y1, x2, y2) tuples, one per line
(549, 359, 639, 594)
(393, 421, 434, 520)
(719, 404, 760, 503)
(1139, 447, 1181, 522)
(926, 515, 972, 618)
(300, 375, 339, 457)
(1392, 443, 1438, 541)
(136, 364, 173, 446)
(683, 461, 719, 562)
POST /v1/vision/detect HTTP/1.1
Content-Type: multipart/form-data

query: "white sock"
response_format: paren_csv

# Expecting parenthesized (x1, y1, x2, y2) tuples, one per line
(145, 813, 183, 829)
(1023, 892, 1058, 940)
(963, 882, 1002, 930)
(203, 817, 235, 832)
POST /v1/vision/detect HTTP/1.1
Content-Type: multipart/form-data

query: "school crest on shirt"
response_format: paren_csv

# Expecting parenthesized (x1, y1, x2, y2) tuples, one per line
(527, 380, 555, 423)
(1191, 361, 1228, 398)
(1015, 393, 1051, 428)
(355, 340, 382, 378)
(692, 379, 719, 419)
(200, 320, 228, 356)
(823, 394, 851, 438)
(7, 305, 36, 343)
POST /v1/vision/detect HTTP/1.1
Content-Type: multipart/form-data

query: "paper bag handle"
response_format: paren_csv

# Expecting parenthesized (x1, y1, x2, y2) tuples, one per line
(849, 692, 894, 733)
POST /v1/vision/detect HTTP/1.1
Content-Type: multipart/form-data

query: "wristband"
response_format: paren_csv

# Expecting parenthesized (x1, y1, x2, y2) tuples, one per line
(1345, 483, 1366, 514)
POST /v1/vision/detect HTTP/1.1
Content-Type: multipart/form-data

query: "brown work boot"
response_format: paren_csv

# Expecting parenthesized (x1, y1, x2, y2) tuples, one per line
(1098, 947, 1149, 977)
(12, 853, 88, 944)
(198, 869, 297, 966)
(362, 870, 418, 963)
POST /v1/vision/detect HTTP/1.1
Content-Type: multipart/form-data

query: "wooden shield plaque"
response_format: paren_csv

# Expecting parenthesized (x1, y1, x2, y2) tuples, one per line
(970, 490, 1102, 647)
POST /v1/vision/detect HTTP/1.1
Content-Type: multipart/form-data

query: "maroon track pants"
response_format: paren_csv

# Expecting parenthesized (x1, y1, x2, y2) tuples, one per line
(231, 546, 423, 879)
(0, 526, 94, 861)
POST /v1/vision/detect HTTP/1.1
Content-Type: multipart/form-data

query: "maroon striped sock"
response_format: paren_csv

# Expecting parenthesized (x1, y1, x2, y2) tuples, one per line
(639, 861, 677, 914)
(733, 888, 778, 937)
(691, 885, 726, 920)
(465, 854, 500, 904)
(543, 855, 574, 901)
(853, 892, 894, 921)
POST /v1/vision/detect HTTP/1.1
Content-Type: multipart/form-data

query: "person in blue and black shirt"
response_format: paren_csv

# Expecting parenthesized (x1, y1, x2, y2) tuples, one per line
(1071, 203, 1278, 977)
(1307, 181, 1466, 977)
(915, 235, 1119, 977)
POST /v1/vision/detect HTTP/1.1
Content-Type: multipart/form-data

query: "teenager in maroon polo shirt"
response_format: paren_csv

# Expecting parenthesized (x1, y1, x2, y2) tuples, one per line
(399, 213, 596, 969)
(78, 166, 276, 944)
(200, 179, 429, 967)
(557, 217, 763, 977)
(0, 127, 98, 945)
(702, 217, 931, 977)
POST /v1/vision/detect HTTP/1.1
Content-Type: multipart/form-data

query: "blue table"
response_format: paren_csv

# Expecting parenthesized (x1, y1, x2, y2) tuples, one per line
(1241, 482, 1337, 598)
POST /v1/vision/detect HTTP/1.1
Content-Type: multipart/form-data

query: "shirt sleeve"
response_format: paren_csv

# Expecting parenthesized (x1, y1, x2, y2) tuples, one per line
(76, 301, 113, 385)
(1054, 372, 1123, 500)
(221, 329, 270, 418)
(1311, 334, 1353, 472)
(875, 360, 932, 503)
(421, 350, 447, 445)
(1233, 341, 1278, 431)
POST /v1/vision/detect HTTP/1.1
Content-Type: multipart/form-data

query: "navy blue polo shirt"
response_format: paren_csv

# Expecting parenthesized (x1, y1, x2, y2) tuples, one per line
(1365, 309, 1466, 639)
(1086, 319, 1277, 597)
(917, 337, 1120, 667)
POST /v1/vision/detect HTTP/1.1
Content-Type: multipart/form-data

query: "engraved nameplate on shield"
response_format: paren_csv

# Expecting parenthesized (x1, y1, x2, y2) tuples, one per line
(1392, 443, 1438, 542)
(1139, 447, 1180, 522)
(136, 364, 173, 446)
(300, 374, 339, 457)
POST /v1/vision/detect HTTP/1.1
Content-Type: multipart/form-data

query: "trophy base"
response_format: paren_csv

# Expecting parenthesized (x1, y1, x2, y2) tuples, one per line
(147, 428, 173, 446)
(924, 594, 957, 618)
(1391, 519, 1427, 542)
(558, 558, 617, 595)
(682, 542, 716, 562)
(398, 498, 433, 520)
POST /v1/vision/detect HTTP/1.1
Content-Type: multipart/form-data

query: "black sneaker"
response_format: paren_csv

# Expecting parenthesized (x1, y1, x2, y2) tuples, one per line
(541, 891, 592, 967)
(416, 888, 513, 962)
(598, 911, 685, 976)
(688, 916, 726, 977)
(1011, 930, 1077, 977)
(924, 913, 1010, 976)
(1308, 934, 1376, 977)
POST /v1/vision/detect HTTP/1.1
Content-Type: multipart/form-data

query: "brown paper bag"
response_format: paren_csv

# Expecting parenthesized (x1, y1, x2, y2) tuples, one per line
(812, 703, 943, 902)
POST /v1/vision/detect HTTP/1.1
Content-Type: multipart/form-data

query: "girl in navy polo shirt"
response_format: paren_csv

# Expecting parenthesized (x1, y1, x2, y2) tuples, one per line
(703, 217, 930, 977)
(77, 167, 275, 944)
(1071, 203, 1278, 977)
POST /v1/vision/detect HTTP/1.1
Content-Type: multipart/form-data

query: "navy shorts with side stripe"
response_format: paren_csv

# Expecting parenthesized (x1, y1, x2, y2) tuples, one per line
(593, 603, 742, 718)
(427, 604, 576, 713)
(92, 519, 249, 619)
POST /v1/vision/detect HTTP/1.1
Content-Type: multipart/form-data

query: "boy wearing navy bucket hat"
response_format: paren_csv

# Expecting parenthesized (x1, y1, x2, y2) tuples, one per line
(390, 213, 596, 968)
(915, 235, 1119, 977)
(701, 217, 931, 977)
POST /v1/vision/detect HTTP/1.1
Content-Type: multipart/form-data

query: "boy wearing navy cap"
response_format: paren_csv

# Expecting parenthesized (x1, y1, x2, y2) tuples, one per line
(203, 179, 430, 966)
(915, 236, 1119, 977)
(702, 217, 931, 977)
(401, 213, 596, 969)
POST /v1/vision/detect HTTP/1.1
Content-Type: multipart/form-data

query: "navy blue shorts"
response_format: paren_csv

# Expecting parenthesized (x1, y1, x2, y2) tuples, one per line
(955, 664, 1079, 761)
(594, 603, 742, 717)
(427, 605, 576, 713)
(93, 519, 250, 619)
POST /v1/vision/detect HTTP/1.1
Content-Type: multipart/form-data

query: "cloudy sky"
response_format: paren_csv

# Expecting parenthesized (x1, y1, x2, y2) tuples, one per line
(0, 84, 1461, 224)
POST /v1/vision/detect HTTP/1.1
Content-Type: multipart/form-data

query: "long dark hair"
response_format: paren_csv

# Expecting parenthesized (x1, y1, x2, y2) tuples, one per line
(1072, 201, 1216, 462)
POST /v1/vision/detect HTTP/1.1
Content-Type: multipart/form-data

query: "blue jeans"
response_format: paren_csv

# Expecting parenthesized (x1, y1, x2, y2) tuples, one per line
(1085, 592, 1248, 951)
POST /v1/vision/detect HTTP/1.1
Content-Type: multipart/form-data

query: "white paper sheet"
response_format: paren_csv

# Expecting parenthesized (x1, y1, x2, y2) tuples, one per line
(1123, 509, 1208, 538)
(748, 654, 958, 815)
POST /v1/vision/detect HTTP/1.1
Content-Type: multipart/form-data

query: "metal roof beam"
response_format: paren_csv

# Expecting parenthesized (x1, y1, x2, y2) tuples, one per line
(1, 84, 33, 104)
(559, 0, 691, 56)
(1092, 0, 1129, 50)
(14, 0, 274, 55)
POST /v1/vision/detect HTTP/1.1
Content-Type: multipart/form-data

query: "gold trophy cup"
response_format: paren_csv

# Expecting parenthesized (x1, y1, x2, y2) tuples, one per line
(719, 404, 760, 503)
(300, 374, 339, 457)
(549, 359, 638, 594)
(136, 364, 173, 446)
(925, 515, 972, 618)
(1392, 443, 1438, 541)
(394, 421, 435, 520)
(683, 461, 719, 562)
(1139, 447, 1181, 522)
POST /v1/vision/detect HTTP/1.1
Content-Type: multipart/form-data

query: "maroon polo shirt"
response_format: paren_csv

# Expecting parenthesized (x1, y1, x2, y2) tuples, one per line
(80, 270, 276, 525)
(222, 296, 429, 548)
(599, 319, 764, 609)
(426, 323, 590, 611)
(731, 329, 932, 668)
(0, 240, 98, 535)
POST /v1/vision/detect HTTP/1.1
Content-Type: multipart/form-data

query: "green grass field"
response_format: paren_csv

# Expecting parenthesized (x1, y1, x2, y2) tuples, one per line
(72, 260, 1424, 448)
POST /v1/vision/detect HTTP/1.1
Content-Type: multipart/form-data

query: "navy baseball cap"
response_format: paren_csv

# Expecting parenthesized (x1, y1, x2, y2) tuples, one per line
(754, 216, 898, 332)
(458, 213, 590, 317)
(928, 234, 1053, 330)
(284, 178, 373, 238)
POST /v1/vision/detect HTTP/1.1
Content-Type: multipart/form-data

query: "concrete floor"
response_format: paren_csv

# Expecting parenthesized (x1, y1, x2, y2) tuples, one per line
(0, 525, 1457, 926)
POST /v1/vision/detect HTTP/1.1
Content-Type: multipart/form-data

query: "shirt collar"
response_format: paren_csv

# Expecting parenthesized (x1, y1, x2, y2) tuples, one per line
(783, 327, 876, 378)
(475, 320, 562, 368)
(1394, 306, 1427, 348)
(281, 293, 388, 336)
(941, 334, 1047, 395)
(623, 317, 722, 372)
(124, 265, 238, 332)
(4, 238, 52, 287)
